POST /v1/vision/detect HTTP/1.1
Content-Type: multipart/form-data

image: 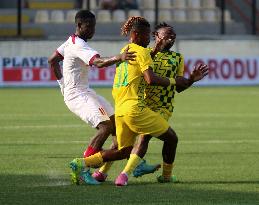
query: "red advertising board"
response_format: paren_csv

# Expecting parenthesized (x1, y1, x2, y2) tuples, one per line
(0, 56, 258, 86)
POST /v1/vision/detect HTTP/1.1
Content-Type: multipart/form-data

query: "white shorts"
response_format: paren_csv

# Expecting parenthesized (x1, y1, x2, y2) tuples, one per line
(64, 89, 114, 128)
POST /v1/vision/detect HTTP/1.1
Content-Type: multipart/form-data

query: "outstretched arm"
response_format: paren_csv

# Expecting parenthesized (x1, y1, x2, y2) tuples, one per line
(176, 64, 209, 93)
(92, 46, 136, 68)
(143, 68, 174, 87)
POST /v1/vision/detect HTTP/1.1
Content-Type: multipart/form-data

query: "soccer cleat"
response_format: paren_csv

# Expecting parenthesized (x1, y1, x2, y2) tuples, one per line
(92, 170, 108, 182)
(69, 158, 85, 185)
(133, 160, 161, 178)
(79, 170, 101, 185)
(115, 173, 128, 186)
(157, 175, 178, 183)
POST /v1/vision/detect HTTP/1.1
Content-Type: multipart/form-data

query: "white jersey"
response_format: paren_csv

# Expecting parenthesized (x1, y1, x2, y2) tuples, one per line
(55, 34, 114, 127)
(56, 34, 99, 101)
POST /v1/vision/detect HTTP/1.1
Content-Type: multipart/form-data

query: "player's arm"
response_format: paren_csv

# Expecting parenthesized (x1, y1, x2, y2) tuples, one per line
(91, 46, 136, 68)
(48, 51, 63, 80)
(176, 64, 209, 93)
(48, 51, 64, 95)
(143, 68, 173, 87)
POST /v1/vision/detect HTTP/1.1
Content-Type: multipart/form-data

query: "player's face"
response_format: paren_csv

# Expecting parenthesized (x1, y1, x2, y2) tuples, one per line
(79, 18, 96, 39)
(139, 27, 151, 48)
(155, 27, 176, 50)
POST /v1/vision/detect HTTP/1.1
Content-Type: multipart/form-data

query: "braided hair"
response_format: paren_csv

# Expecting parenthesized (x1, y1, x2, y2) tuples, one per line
(121, 16, 150, 36)
(153, 22, 176, 38)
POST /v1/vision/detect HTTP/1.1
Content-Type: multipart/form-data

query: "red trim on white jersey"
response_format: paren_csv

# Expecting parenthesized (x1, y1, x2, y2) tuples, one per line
(98, 107, 106, 115)
(55, 50, 64, 60)
(71, 34, 76, 44)
(89, 54, 100, 66)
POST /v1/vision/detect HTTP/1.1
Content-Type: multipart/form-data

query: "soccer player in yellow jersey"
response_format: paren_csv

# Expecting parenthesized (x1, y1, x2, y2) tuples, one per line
(92, 23, 209, 183)
(69, 17, 208, 186)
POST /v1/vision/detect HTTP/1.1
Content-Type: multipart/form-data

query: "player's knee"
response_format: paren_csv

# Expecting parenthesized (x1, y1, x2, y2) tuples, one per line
(118, 146, 132, 159)
(167, 128, 178, 145)
(98, 120, 113, 136)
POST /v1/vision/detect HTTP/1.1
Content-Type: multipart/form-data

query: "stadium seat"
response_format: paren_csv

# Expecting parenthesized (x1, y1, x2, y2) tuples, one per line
(202, 0, 216, 8)
(28, 0, 75, 9)
(159, 0, 172, 9)
(187, 0, 201, 8)
(0, 14, 30, 24)
(0, 28, 44, 37)
(172, 0, 186, 8)
(143, 10, 155, 23)
(142, 0, 155, 9)
(128, 10, 141, 18)
(159, 10, 172, 22)
(187, 9, 201, 22)
(112, 10, 126, 23)
(97, 10, 112, 23)
(224, 10, 232, 22)
(173, 9, 187, 22)
(66, 10, 77, 23)
(202, 9, 218, 22)
(50, 10, 65, 23)
(34, 10, 49, 23)
(90, 0, 98, 10)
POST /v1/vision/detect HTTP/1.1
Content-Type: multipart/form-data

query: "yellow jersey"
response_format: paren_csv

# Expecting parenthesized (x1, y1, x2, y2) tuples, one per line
(144, 50, 184, 114)
(112, 43, 153, 115)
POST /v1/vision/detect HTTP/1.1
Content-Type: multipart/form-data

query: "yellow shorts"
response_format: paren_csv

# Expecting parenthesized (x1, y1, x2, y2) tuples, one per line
(156, 108, 172, 121)
(115, 107, 169, 150)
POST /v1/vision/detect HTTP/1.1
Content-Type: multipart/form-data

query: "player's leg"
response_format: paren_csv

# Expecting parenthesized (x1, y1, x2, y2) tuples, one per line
(92, 135, 117, 182)
(82, 91, 115, 157)
(65, 92, 113, 185)
(70, 115, 136, 172)
(156, 127, 178, 183)
(115, 108, 169, 186)
(132, 135, 161, 177)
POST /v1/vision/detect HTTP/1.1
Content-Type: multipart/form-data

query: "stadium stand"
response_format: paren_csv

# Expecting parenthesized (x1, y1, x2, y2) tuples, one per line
(0, 0, 251, 39)
(112, 10, 126, 22)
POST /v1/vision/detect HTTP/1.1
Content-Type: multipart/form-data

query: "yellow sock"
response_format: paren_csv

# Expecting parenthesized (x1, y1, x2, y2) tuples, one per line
(162, 162, 174, 180)
(84, 152, 103, 167)
(99, 162, 113, 174)
(122, 154, 142, 175)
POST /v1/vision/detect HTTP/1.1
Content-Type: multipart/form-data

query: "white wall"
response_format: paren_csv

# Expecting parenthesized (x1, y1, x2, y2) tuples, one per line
(0, 39, 258, 57)
(0, 39, 258, 87)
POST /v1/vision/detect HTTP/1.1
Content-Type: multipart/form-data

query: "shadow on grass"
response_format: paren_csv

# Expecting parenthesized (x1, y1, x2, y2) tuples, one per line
(0, 174, 258, 205)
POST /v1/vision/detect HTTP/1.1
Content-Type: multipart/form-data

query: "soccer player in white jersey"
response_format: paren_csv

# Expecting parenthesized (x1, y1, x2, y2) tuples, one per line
(48, 10, 136, 185)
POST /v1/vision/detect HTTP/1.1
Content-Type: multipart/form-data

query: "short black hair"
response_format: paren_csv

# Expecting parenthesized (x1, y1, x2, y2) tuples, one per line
(154, 22, 173, 32)
(75, 10, 95, 23)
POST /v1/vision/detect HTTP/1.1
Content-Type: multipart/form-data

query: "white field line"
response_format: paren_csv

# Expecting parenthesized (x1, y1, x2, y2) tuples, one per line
(0, 121, 256, 130)
(1, 139, 259, 145)
(0, 124, 84, 129)
(0, 113, 258, 118)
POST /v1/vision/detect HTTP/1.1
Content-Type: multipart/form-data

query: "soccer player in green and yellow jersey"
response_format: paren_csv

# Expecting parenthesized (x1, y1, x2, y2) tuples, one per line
(137, 23, 209, 182)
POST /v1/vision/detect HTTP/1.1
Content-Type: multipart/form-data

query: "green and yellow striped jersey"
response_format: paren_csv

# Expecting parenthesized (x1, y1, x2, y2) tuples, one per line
(145, 50, 184, 115)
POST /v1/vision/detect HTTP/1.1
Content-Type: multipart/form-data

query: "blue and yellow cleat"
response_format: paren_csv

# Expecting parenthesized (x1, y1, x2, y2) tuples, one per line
(69, 158, 84, 185)
(79, 170, 101, 185)
(157, 175, 179, 183)
(133, 160, 161, 178)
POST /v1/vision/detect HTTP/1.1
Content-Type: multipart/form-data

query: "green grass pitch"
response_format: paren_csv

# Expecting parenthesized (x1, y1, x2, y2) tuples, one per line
(0, 87, 258, 205)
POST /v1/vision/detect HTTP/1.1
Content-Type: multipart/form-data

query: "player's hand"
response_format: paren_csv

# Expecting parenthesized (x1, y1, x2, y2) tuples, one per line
(190, 64, 209, 82)
(57, 78, 64, 96)
(120, 46, 136, 62)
